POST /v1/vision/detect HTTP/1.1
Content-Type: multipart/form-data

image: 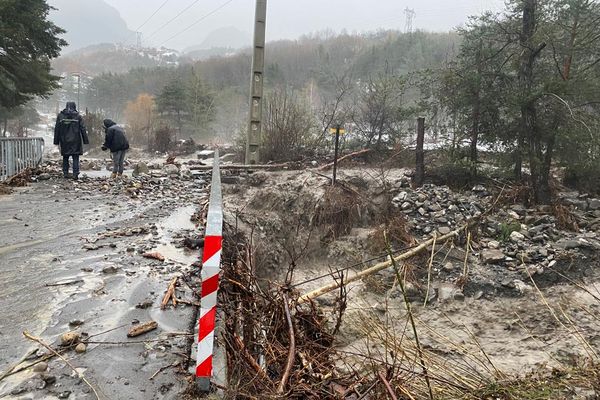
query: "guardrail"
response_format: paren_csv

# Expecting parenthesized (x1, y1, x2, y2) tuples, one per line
(0, 138, 44, 182)
(196, 149, 223, 391)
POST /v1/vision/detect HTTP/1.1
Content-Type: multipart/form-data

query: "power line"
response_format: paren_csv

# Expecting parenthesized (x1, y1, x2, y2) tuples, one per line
(145, 0, 204, 41)
(134, 0, 171, 32)
(119, 0, 172, 45)
(159, 0, 236, 47)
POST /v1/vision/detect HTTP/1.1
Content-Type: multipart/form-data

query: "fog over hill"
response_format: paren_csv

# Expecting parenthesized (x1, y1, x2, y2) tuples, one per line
(183, 26, 250, 53)
(48, 0, 134, 53)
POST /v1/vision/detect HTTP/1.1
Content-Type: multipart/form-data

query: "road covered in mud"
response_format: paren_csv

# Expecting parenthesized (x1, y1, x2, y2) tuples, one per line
(0, 157, 210, 399)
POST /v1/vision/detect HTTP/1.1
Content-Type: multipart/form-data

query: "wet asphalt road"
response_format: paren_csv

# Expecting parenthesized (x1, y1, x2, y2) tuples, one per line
(0, 175, 207, 399)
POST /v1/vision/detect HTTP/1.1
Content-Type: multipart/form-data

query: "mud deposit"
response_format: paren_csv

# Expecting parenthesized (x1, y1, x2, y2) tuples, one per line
(223, 167, 600, 398)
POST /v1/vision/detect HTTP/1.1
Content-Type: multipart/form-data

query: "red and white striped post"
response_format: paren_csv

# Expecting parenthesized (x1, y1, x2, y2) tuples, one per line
(196, 150, 223, 391)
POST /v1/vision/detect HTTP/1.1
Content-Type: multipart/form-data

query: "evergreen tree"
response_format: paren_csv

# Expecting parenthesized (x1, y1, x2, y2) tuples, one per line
(157, 79, 187, 140)
(0, 0, 66, 112)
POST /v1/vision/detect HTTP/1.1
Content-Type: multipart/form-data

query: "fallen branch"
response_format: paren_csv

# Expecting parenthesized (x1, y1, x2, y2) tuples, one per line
(232, 333, 269, 381)
(23, 331, 101, 400)
(378, 371, 398, 400)
(45, 279, 83, 287)
(189, 163, 291, 171)
(317, 149, 371, 171)
(160, 277, 178, 310)
(127, 321, 158, 338)
(277, 293, 296, 394)
(0, 348, 36, 382)
(149, 362, 178, 380)
(298, 226, 464, 303)
(0, 352, 57, 381)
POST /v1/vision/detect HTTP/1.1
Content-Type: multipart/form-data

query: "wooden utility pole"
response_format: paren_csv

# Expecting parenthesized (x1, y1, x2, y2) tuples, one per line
(413, 117, 425, 187)
(245, 0, 267, 164)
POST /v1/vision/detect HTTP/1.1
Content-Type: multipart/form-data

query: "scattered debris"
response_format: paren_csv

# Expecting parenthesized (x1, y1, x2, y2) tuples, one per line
(60, 332, 80, 346)
(143, 252, 165, 262)
(75, 343, 87, 353)
(127, 321, 158, 338)
(183, 236, 204, 249)
(32, 362, 48, 373)
(160, 277, 178, 310)
(45, 279, 84, 287)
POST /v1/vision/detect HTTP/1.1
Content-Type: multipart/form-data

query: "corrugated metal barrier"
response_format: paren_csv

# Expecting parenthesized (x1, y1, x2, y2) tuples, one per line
(0, 138, 45, 181)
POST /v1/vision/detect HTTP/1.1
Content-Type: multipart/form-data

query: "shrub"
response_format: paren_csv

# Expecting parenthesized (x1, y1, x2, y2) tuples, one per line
(564, 162, 600, 195)
(498, 221, 521, 242)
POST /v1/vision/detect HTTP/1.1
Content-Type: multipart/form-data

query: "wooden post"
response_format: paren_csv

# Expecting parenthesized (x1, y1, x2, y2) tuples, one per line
(332, 125, 340, 185)
(413, 117, 425, 187)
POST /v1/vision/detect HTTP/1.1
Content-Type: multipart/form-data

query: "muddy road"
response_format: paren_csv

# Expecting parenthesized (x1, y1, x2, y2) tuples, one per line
(0, 163, 209, 399)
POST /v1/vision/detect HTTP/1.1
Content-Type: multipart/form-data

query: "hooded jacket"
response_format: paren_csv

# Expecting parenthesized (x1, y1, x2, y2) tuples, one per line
(102, 119, 129, 153)
(53, 102, 89, 156)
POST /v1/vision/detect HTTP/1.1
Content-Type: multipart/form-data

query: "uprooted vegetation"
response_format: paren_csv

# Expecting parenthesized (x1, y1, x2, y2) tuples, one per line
(213, 163, 600, 399)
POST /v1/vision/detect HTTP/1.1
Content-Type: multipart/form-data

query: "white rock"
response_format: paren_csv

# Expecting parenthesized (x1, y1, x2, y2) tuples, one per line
(488, 240, 500, 249)
(510, 231, 525, 242)
(513, 280, 533, 294)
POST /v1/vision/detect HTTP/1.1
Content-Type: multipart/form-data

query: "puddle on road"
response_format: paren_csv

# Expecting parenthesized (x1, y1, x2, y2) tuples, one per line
(150, 205, 201, 265)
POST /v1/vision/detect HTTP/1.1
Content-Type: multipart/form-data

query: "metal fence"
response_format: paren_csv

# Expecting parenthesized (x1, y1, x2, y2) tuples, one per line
(0, 138, 45, 182)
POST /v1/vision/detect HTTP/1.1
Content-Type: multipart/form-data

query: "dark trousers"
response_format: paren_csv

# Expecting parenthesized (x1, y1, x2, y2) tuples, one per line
(62, 155, 80, 177)
(112, 150, 127, 174)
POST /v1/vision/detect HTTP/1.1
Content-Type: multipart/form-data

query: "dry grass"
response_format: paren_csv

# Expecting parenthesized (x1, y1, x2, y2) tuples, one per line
(369, 214, 416, 254)
(0, 185, 13, 195)
(551, 203, 580, 232)
(314, 185, 364, 241)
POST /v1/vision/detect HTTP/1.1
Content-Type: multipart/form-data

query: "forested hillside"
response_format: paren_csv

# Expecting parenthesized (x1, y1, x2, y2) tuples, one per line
(53, 30, 459, 144)
(51, 44, 182, 75)
(36, 0, 600, 201)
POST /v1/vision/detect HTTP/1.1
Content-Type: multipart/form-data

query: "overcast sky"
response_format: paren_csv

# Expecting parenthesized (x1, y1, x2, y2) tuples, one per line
(103, 0, 506, 50)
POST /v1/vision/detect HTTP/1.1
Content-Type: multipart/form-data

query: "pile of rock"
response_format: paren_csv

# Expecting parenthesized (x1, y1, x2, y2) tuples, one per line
(392, 183, 489, 236)
(388, 182, 600, 294)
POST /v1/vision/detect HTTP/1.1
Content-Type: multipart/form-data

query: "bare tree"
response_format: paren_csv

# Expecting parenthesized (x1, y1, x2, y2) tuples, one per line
(318, 71, 354, 140)
(352, 71, 408, 150)
(262, 87, 316, 162)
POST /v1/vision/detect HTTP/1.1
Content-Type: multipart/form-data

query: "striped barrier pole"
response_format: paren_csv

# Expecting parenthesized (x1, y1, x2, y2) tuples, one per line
(196, 149, 223, 391)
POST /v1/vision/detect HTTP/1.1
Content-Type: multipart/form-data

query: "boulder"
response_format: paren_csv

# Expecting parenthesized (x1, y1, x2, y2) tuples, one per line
(588, 199, 600, 210)
(438, 226, 451, 235)
(487, 240, 500, 249)
(393, 191, 408, 203)
(162, 164, 179, 176)
(510, 231, 525, 242)
(442, 262, 455, 272)
(132, 162, 150, 177)
(555, 239, 582, 250)
(482, 249, 505, 264)
(102, 265, 119, 274)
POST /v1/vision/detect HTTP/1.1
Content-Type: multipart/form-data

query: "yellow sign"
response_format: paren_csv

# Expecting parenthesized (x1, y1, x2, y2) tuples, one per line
(329, 127, 346, 135)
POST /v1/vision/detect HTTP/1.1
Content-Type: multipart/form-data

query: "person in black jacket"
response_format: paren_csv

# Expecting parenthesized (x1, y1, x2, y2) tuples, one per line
(54, 102, 89, 180)
(101, 119, 130, 179)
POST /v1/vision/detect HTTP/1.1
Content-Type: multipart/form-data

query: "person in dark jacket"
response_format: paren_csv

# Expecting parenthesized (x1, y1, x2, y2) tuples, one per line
(54, 102, 89, 180)
(101, 119, 129, 179)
